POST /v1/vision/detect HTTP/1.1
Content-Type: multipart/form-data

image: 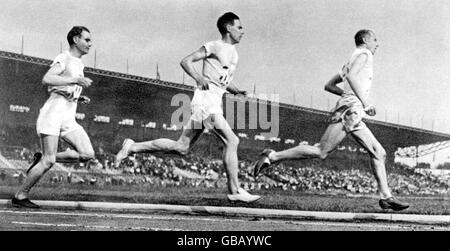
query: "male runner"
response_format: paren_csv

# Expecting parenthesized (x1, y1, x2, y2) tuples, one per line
(253, 30, 409, 211)
(12, 26, 95, 208)
(115, 12, 260, 203)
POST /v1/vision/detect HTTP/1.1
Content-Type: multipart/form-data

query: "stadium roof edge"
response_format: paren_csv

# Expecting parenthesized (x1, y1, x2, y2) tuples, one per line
(0, 49, 332, 115)
(2, 49, 449, 140)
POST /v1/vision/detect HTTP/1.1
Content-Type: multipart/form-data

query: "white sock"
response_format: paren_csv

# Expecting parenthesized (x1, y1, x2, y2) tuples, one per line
(379, 192, 392, 200)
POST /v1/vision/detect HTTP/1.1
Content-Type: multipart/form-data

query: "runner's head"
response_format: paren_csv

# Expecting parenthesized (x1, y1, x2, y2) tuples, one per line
(217, 12, 243, 44)
(67, 26, 92, 55)
(354, 29, 378, 54)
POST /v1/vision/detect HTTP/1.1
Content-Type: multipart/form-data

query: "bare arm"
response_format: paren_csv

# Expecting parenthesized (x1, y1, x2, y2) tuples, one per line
(324, 74, 344, 96)
(345, 53, 376, 116)
(180, 47, 210, 90)
(226, 82, 247, 96)
(42, 62, 92, 88)
(345, 53, 370, 108)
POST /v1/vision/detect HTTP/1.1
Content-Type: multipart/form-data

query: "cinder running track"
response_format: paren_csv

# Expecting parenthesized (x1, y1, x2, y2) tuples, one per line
(0, 206, 448, 231)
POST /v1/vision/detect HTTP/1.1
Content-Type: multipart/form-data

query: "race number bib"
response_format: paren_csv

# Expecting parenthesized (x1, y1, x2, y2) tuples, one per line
(68, 85, 83, 101)
(218, 66, 233, 87)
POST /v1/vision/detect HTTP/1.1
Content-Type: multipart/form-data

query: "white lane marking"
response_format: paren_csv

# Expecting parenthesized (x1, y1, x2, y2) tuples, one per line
(287, 220, 449, 230)
(0, 209, 248, 223)
(11, 221, 182, 231)
(3, 209, 448, 231)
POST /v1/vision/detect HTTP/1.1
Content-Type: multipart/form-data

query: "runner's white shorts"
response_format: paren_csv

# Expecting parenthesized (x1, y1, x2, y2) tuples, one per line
(36, 93, 83, 136)
(190, 86, 225, 129)
(330, 94, 366, 133)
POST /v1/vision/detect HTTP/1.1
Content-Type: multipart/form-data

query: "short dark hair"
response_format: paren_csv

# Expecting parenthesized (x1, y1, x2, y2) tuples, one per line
(217, 12, 240, 35)
(354, 29, 373, 46)
(67, 26, 90, 46)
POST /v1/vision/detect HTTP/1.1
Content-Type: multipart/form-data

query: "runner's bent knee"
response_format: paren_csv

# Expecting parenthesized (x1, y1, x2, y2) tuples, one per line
(318, 151, 329, 160)
(79, 149, 95, 162)
(41, 154, 56, 170)
(318, 145, 332, 160)
(227, 134, 239, 147)
(175, 140, 190, 155)
(372, 145, 386, 160)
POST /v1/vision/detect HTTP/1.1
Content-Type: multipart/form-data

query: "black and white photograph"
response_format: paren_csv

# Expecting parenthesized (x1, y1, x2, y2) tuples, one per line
(1, 0, 450, 238)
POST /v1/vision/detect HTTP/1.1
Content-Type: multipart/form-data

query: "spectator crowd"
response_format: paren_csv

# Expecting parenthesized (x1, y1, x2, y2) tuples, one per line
(2, 145, 450, 196)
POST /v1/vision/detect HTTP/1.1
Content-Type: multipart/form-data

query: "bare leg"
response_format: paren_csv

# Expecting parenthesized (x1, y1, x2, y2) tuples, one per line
(15, 135, 59, 199)
(56, 128, 95, 163)
(270, 122, 347, 163)
(129, 119, 203, 155)
(208, 114, 241, 194)
(114, 119, 204, 167)
(350, 127, 392, 199)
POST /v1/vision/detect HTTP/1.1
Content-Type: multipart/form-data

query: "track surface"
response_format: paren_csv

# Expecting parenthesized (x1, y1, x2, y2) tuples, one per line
(0, 207, 448, 231)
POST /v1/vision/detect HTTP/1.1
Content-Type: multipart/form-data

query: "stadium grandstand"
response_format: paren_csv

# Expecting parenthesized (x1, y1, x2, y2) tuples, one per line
(2, 50, 450, 196)
(1, 50, 449, 160)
